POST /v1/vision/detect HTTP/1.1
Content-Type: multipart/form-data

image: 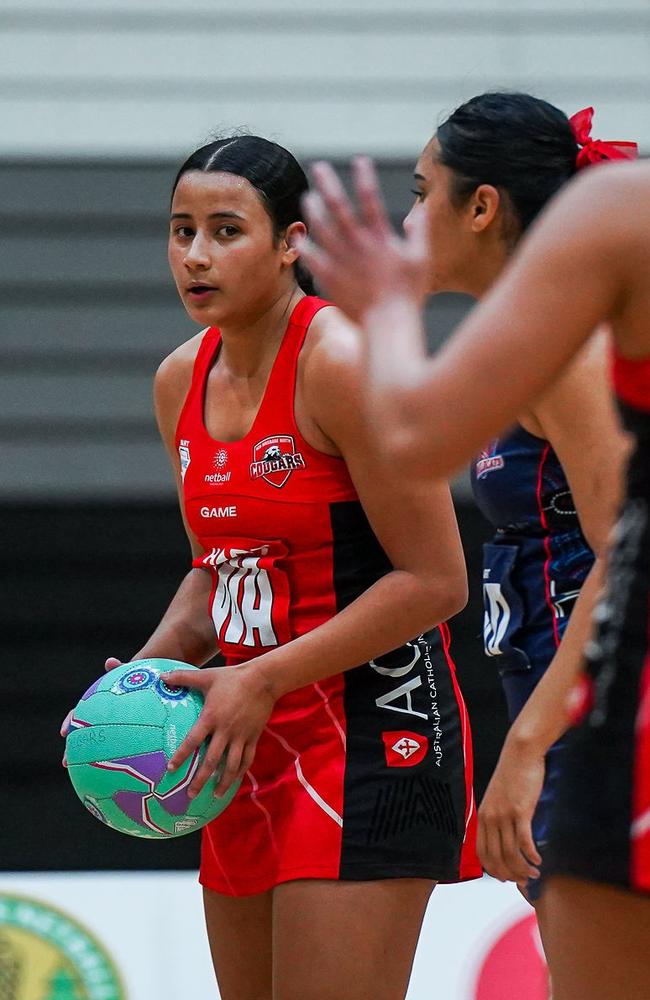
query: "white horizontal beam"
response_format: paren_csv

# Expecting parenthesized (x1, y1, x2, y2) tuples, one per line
(1, 94, 646, 158)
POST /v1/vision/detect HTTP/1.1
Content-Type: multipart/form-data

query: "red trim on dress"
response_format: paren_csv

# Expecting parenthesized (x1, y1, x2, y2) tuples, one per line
(536, 443, 561, 650)
(612, 354, 650, 413)
(440, 623, 482, 881)
(631, 596, 650, 891)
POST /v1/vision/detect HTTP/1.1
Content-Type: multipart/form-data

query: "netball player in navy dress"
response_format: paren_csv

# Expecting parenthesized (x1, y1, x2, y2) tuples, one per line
(471, 424, 595, 897)
(305, 95, 633, 936)
(75, 136, 480, 1000)
(300, 139, 650, 997)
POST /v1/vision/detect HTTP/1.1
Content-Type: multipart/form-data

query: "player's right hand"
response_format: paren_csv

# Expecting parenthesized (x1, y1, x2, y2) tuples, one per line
(60, 657, 123, 766)
(477, 736, 544, 885)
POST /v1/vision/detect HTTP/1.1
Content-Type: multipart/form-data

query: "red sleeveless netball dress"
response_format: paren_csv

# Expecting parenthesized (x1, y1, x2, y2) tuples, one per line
(176, 295, 481, 895)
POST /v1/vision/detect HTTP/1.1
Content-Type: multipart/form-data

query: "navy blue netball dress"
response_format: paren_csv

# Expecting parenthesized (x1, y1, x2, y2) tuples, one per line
(471, 425, 594, 890)
(546, 351, 650, 894)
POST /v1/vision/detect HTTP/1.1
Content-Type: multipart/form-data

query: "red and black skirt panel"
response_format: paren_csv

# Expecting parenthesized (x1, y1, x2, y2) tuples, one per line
(199, 500, 481, 896)
(199, 628, 480, 896)
(330, 500, 479, 885)
(337, 628, 480, 885)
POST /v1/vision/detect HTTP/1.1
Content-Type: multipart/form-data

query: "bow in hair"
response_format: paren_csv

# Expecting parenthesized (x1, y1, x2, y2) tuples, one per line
(569, 107, 638, 169)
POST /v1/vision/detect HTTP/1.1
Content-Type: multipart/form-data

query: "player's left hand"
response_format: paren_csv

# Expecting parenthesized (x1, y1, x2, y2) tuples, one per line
(477, 738, 544, 885)
(161, 664, 276, 798)
(298, 156, 429, 324)
(60, 655, 125, 766)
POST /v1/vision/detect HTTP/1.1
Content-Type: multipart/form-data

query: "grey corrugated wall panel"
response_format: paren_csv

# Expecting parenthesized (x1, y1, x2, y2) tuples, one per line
(0, 158, 473, 500)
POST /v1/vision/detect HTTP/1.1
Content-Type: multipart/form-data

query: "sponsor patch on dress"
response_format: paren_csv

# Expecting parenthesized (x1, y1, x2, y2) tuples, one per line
(382, 731, 428, 767)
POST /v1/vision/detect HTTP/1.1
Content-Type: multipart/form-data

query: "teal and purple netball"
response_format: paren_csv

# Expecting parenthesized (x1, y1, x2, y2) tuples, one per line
(65, 659, 239, 838)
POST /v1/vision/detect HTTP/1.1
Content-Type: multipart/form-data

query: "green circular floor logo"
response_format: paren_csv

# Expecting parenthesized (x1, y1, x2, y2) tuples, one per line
(0, 893, 126, 1000)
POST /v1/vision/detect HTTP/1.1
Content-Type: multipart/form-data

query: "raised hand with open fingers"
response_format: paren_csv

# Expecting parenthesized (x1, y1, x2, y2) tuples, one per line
(161, 664, 276, 799)
(298, 156, 430, 325)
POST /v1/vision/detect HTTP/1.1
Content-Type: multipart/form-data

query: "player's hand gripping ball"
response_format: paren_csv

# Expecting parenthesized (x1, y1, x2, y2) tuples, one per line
(65, 659, 240, 838)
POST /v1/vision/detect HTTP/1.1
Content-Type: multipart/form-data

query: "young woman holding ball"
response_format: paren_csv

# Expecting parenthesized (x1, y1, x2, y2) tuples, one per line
(76, 134, 481, 1000)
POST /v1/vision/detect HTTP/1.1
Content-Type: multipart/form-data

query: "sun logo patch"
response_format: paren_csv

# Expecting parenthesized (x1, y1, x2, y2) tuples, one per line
(116, 669, 156, 694)
(156, 677, 189, 701)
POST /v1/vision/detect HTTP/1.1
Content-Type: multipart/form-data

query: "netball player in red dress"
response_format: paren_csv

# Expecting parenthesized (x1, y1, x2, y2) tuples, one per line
(300, 152, 650, 997)
(108, 136, 480, 1000)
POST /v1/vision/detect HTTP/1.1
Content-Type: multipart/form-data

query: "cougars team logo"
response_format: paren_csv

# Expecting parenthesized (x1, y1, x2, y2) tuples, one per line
(250, 435, 306, 488)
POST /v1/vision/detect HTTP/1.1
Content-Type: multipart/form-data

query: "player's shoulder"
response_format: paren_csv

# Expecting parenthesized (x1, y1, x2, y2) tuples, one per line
(566, 161, 650, 230)
(153, 328, 211, 438)
(571, 158, 649, 195)
(156, 328, 208, 383)
(535, 161, 650, 283)
(155, 328, 209, 398)
(299, 303, 365, 432)
(303, 301, 363, 381)
(590, 162, 650, 268)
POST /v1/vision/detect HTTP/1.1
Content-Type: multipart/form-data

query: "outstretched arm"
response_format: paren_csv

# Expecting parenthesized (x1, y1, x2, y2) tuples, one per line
(300, 157, 635, 479)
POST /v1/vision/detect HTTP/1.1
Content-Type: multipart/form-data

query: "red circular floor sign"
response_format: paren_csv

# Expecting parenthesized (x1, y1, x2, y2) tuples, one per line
(474, 912, 550, 999)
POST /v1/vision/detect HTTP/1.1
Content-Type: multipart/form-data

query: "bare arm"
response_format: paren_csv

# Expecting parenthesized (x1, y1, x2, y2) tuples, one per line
(132, 343, 219, 666)
(60, 338, 217, 750)
(478, 332, 628, 882)
(300, 158, 639, 479)
(507, 330, 626, 737)
(131, 569, 216, 665)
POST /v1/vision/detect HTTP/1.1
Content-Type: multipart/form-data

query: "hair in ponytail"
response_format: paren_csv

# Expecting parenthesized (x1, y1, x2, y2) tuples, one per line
(436, 92, 579, 233)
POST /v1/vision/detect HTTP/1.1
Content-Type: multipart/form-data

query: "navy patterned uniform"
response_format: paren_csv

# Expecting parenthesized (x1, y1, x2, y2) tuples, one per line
(546, 352, 650, 895)
(471, 425, 594, 889)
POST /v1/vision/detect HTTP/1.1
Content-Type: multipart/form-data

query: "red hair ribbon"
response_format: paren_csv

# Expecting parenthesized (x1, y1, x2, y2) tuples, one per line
(569, 107, 638, 169)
